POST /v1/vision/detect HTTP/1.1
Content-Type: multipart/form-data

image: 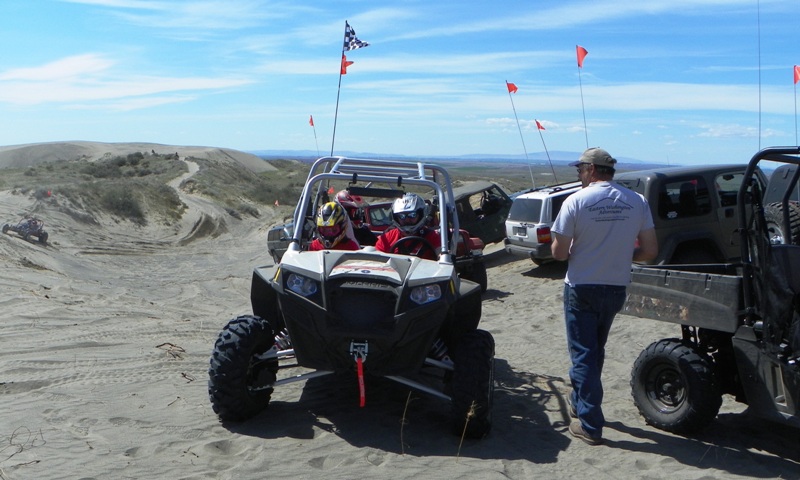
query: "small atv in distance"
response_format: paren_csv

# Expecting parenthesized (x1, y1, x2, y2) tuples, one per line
(209, 156, 495, 438)
(2, 216, 48, 244)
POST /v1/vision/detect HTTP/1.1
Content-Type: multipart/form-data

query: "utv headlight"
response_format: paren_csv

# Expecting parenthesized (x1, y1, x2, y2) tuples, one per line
(410, 284, 442, 305)
(287, 273, 318, 297)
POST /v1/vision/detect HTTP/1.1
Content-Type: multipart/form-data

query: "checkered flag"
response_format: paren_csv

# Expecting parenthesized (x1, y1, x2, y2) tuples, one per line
(343, 21, 369, 51)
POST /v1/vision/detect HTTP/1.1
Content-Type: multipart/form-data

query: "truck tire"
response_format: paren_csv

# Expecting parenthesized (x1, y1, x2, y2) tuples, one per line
(450, 329, 495, 439)
(764, 202, 800, 245)
(208, 315, 277, 421)
(631, 339, 721, 434)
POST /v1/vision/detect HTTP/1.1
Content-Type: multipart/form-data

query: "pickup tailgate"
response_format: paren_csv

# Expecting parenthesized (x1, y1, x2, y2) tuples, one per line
(623, 264, 743, 333)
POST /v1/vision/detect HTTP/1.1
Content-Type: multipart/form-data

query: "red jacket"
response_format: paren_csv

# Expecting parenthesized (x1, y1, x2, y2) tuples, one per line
(309, 237, 360, 251)
(375, 228, 441, 260)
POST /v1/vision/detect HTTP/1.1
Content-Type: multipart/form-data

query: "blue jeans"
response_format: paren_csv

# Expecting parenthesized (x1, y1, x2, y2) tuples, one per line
(564, 283, 627, 439)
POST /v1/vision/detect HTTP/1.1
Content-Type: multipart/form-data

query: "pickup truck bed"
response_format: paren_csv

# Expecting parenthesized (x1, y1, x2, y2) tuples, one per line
(623, 263, 744, 333)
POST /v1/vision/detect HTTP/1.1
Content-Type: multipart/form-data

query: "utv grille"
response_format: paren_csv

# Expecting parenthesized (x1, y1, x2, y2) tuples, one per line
(329, 287, 397, 333)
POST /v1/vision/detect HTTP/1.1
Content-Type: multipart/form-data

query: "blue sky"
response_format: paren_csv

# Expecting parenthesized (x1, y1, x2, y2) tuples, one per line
(0, 0, 798, 164)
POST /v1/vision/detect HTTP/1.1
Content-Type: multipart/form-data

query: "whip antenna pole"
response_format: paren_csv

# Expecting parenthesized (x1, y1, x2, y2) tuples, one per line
(505, 81, 535, 188)
(535, 120, 558, 183)
(576, 45, 589, 149)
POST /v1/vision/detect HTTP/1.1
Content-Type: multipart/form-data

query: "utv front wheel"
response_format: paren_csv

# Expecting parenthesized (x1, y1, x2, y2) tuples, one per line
(451, 329, 495, 438)
(208, 315, 277, 421)
(460, 262, 488, 293)
(2, 224, 8, 234)
(631, 339, 721, 434)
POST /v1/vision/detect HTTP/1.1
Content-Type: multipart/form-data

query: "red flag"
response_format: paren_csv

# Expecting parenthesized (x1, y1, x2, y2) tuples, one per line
(535, 120, 545, 130)
(328, 186, 335, 194)
(309, 115, 314, 127)
(506, 82, 518, 94)
(341, 54, 354, 74)
(576, 45, 588, 68)
(795, 65, 800, 85)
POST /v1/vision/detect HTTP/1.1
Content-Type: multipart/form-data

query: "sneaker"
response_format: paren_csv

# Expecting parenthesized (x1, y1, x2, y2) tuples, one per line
(567, 395, 577, 419)
(569, 420, 603, 446)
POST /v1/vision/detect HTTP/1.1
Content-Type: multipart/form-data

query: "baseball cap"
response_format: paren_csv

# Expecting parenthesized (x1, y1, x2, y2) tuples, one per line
(569, 147, 617, 168)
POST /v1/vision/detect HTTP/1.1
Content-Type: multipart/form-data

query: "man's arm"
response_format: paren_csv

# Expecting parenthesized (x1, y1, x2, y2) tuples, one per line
(632, 228, 658, 262)
(551, 232, 571, 261)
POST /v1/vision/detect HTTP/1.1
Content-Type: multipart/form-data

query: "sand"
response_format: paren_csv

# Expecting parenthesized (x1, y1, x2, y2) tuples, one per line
(1, 154, 798, 480)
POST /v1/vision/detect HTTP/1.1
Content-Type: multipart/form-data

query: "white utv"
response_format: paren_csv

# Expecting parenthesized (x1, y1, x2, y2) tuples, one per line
(208, 156, 495, 438)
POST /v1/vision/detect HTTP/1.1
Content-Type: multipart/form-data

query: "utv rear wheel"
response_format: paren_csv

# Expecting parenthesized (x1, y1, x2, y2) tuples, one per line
(631, 339, 721, 434)
(208, 315, 277, 421)
(451, 329, 495, 438)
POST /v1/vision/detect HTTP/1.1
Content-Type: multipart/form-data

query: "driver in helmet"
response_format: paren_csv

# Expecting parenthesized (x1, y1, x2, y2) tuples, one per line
(375, 192, 441, 260)
(309, 202, 360, 251)
(336, 190, 378, 246)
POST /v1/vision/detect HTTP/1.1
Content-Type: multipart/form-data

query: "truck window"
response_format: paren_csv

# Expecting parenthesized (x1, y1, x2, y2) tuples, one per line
(508, 198, 542, 223)
(715, 172, 744, 206)
(658, 177, 712, 219)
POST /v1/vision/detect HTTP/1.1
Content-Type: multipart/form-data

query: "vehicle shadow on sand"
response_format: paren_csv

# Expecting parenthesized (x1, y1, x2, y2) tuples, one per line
(224, 358, 572, 463)
(603, 414, 800, 476)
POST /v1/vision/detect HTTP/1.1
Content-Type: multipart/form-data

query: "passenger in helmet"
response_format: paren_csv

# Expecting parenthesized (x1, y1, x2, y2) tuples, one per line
(309, 202, 360, 251)
(375, 192, 441, 260)
(336, 190, 377, 246)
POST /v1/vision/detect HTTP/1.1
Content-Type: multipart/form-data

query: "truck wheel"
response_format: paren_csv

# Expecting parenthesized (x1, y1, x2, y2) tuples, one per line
(450, 329, 495, 439)
(631, 339, 721, 434)
(765, 202, 800, 245)
(208, 315, 277, 421)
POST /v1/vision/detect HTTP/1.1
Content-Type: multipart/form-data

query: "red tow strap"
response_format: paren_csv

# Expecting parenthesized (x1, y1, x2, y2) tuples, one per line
(357, 356, 366, 407)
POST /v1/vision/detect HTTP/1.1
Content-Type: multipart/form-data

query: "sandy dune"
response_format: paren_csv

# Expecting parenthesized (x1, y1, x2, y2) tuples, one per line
(1, 153, 798, 479)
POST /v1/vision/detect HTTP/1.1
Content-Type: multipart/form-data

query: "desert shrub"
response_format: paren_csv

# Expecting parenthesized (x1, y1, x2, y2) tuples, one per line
(82, 162, 122, 179)
(237, 203, 260, 218)
(100, 189, 145, 224)
(226, 208, 242, 220)
(127, 152, 143, 165)
(33, 188, 51, 200)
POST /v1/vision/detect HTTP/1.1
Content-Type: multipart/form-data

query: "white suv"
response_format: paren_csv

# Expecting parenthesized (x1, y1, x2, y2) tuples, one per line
(503, 182, 582, 265)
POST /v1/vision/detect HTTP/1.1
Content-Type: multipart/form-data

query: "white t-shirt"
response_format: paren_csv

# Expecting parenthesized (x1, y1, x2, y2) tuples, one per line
(551, 181, 654, 286)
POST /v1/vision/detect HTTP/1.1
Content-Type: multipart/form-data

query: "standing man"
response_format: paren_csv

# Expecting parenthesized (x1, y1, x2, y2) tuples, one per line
(551, 147, 658, 445)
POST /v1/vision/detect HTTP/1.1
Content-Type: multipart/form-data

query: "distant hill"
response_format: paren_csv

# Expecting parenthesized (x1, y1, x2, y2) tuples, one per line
(0, 141, 276, 173)
(250, 149, 668, 170)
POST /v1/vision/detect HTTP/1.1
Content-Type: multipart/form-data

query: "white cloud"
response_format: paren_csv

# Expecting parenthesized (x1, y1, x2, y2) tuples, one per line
(0, 54, 252, 107)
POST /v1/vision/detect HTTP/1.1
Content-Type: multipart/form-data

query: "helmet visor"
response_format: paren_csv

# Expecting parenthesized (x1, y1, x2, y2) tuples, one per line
(394, 211, 419, 223)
